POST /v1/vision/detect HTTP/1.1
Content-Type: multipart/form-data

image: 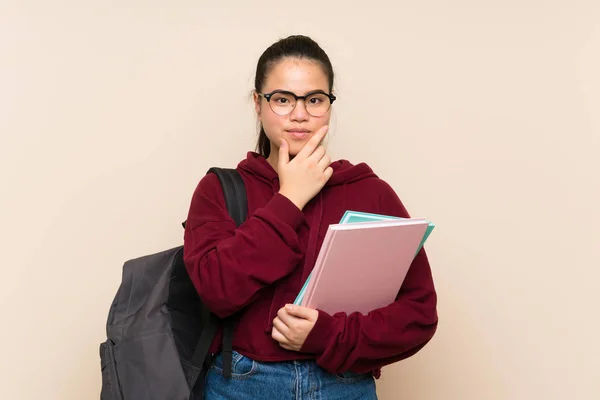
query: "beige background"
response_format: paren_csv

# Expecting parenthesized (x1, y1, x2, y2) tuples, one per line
(1, 1, 599, 399)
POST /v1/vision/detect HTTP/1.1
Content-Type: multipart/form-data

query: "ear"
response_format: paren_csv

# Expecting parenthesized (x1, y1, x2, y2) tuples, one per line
(253, 92, 262, 120)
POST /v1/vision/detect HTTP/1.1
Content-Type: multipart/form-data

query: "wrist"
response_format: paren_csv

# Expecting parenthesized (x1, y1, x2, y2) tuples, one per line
(300, 309, 338, 355)
(278, 190, 306, 211)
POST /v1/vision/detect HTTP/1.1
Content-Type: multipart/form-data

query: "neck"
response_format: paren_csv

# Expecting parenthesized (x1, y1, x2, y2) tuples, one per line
(266, 153, 278, 173)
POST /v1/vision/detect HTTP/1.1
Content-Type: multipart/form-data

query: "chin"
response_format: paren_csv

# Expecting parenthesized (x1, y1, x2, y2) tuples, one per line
(287, 143, 305, 157)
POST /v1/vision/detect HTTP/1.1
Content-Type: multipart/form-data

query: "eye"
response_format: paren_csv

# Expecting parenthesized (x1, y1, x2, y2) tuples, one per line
(307, 94, 328, 105)
(271, 94, 294, 105)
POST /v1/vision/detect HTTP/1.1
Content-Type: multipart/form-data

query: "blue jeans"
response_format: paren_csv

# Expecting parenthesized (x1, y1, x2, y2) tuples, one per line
(204, 350, 378, 399)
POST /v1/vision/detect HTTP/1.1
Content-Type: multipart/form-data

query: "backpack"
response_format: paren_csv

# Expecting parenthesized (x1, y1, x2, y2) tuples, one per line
(99, 167, 247, 400)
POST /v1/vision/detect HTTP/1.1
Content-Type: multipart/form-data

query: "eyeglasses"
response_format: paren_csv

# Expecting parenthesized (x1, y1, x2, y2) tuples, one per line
(258, 90, 336, 117)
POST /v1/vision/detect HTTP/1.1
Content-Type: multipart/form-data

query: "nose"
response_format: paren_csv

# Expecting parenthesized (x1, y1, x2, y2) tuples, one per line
(290, 99, 309, 121)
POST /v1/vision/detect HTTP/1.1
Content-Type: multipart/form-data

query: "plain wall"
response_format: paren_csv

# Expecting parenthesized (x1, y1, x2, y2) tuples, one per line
(1, 1, 599, 399)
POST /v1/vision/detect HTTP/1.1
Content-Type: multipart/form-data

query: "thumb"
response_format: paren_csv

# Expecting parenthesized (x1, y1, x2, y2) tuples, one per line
(279, 139, 290, 166)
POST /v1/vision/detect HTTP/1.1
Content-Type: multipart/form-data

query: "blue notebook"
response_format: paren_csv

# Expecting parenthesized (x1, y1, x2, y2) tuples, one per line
(293, 211, 435, 305)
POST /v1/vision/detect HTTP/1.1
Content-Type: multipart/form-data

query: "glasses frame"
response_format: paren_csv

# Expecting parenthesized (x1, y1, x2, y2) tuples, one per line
(258, 89, 337, 117)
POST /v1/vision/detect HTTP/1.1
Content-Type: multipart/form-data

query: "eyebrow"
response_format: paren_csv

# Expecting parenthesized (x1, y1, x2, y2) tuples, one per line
(264, 89, 330, 96)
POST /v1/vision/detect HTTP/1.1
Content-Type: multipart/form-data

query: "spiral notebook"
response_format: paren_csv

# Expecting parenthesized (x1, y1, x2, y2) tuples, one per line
(293, 211, 434, 315)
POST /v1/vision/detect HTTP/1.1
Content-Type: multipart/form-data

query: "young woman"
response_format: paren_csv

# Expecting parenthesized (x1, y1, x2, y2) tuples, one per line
(183, 35, 438, 399)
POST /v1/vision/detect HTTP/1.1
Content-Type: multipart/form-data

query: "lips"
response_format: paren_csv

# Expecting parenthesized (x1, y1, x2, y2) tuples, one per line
(286, 129, 310, 139)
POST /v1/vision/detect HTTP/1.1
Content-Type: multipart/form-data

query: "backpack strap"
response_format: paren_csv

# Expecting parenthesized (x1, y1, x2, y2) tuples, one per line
(180, 167, 247, 230)
(205, 167, 246, 379)
(206, 167, 248, 227)
(189, 167, 247, 388)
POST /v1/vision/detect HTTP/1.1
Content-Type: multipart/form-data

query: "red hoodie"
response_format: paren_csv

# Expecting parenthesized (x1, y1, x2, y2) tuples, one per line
(183, 152, 438, 376)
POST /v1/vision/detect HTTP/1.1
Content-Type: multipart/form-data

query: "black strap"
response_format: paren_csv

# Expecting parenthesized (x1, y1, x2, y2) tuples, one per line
(207, 168, 246, 379)
(188, 310, 218, 400)
(221, 319, 235, 378)
(190, 311, 218, 367)
(206, 167, 247, 227)
(181, 167, 247, 229)
(189, 167, 247, 392)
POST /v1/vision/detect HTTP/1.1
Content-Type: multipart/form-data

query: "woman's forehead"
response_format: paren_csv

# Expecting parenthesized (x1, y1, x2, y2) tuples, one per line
(263, 58, 329, 94)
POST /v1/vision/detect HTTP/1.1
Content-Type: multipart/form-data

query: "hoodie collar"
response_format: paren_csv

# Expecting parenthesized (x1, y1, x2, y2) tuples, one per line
(237, 152, 377, 188)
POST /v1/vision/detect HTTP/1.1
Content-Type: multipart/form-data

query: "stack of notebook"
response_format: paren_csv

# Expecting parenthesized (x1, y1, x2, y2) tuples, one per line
(293, 210, 435, 315)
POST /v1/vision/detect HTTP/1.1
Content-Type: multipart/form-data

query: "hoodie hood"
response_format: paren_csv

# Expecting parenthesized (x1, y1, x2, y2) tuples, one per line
(237, 151, 378, 189)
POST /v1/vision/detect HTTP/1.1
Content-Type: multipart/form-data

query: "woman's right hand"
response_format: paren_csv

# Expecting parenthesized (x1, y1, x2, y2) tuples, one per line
(278, 125, 333, 211)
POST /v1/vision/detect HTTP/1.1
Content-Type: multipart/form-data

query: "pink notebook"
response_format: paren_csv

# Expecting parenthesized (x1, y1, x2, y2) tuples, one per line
(300, 218, 429, 315)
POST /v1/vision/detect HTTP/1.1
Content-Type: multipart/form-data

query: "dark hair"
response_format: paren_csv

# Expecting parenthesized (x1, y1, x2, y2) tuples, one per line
(254, 35, 335, 158)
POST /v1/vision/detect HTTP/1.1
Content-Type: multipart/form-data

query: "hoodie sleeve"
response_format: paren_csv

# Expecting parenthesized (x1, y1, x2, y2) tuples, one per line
(183, 172, 306, 318)
(300, 180, 438, 374)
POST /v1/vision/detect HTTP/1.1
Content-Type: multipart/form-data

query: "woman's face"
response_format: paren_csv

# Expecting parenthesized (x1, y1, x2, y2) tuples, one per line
(254, 57, 332, 161)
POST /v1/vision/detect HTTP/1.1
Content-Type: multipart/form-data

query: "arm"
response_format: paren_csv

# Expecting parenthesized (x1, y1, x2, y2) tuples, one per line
(183, 172, 306, 318)
(300, 180, 438, 374)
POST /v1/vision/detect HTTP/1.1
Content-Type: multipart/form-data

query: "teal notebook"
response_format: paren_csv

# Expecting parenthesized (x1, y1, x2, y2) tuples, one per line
(293, 211, 435, 305)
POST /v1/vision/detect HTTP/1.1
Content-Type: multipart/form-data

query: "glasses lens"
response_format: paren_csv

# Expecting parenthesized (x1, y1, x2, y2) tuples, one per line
(305, 93, 331, 117)
(266, 92, 332, 116)
(269, 93, 296, 115)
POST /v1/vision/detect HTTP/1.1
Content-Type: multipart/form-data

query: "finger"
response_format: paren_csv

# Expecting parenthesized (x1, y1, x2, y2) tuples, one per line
(317, 153, 331, 171)
(307, 145, 326, 163)
(278, 139, 290, 166)
(296, 125, 328, 159)
(271, 326, 289, 345)
(272, 317, 292, 338)
(276, 307, 295, 328)
(279, 343, 294, 351)
(323, 166, 334, 181)
(285, 304, 318, 321)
